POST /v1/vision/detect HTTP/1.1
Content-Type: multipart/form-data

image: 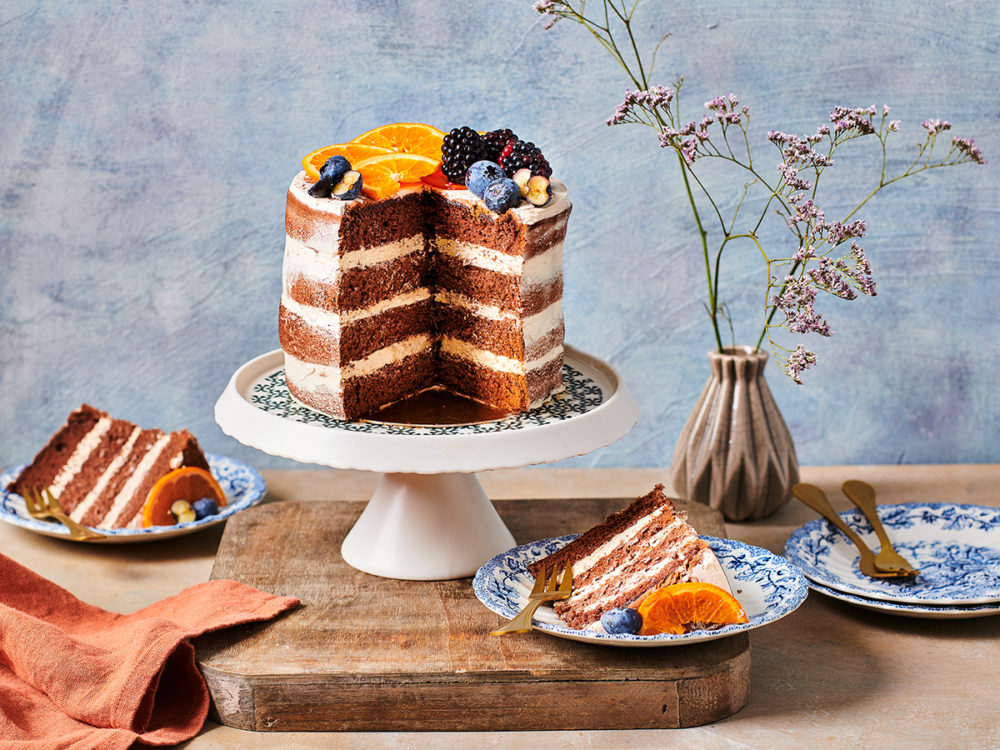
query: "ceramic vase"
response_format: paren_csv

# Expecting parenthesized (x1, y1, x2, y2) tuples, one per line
(669, 346, 798, 522)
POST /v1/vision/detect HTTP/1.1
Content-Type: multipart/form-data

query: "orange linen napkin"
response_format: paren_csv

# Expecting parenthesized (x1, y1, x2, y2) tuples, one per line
(0, 553, 299, 749)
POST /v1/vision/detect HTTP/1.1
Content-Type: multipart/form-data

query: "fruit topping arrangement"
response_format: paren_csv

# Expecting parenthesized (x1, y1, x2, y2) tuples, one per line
(598, 581, 749, 636)
(141, 467, 228, 528)
(301, 122, 556, 213)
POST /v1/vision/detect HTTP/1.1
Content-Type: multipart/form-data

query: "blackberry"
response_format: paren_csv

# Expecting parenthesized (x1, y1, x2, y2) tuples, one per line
(441, 126, 488, 184)
(482, 128, 518, 162)
(499, 139, 552, 179)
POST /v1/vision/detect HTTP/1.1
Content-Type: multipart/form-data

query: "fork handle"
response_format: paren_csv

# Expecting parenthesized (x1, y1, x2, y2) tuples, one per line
(842, 481, 893, 549)
(53, 510, 106, 541)
(490, 598, 549, 636)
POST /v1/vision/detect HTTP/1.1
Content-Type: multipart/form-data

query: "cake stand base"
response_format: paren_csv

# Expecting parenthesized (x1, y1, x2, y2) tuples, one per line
(340, 472, 516, 580)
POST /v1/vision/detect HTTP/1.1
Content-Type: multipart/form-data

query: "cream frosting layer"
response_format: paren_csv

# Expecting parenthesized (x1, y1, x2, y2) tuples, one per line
(284, 334, 432, 393)
(50, 417, 112, 499)
(436, 239, 521, 276)
(68, 426, 141, 524)
(100, 434, 172, 530)
(434, 291, 562, 354)
(282, 234, 425, 297)
(282, 288, 433, 331)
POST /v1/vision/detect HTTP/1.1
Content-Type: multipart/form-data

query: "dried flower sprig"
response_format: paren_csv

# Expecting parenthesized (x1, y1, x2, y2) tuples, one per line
(535, 0, 986, 382)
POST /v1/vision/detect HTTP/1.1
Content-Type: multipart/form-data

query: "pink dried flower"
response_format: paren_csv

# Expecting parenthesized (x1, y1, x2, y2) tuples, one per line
(953, 136, 986, 164)
(922, 118, 952, 136)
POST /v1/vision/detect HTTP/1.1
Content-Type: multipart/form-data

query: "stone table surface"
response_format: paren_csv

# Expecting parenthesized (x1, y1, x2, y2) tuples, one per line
(3, 465, 998, 749)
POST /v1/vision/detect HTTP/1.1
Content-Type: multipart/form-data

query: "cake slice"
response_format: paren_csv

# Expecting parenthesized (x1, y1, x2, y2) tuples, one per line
(527, 484, 732, 631)
(9, 404, 211, 530)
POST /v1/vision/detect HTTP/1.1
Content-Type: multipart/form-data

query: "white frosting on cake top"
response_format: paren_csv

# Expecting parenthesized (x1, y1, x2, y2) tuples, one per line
(288, 171, 570, 225)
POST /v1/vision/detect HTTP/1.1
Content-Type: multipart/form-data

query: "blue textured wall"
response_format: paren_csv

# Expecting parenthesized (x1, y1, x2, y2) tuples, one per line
(2, 1, 997, 472)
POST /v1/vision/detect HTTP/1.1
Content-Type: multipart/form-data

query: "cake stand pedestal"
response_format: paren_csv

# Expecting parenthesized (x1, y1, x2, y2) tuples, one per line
(214, 344, 638, 580)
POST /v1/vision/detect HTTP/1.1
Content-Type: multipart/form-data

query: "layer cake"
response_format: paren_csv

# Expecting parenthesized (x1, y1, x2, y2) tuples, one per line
(528, 484, 732, 631)
(9, 404, 211, 530)
(279, 171, 571, 421)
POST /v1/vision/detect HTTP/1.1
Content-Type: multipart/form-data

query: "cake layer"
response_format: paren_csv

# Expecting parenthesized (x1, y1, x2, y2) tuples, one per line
(528, 485, 731, 631)
(279, 295, 434, 366)
(431, 196, 571, 263)
(283, 234, 430, 314)
(287, 348, 437, 419)
(437, 351, 530, 413)
(434, 239, 563, 315)
(434, 293, 524, 360)
(437, 343, 564, 413)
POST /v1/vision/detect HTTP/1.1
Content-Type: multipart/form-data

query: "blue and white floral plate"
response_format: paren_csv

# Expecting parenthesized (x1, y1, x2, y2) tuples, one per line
(473, 535, 808, 647)
(0, 454, 266, 543)
(784, 503, 1000, 605)
(807, 580, 1000, 619)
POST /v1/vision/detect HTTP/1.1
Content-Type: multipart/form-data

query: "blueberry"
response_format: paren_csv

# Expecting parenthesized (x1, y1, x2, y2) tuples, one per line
(307, 175, 335, 198)
(308, 155, 353, 199)
(332, 170, 363, 200)
(600, 607, 643, 635)
(482, 177, 521, 214)
(320, 155, 352, 181)
(465, 160, 504, 198)
(192, 497, 219, 520)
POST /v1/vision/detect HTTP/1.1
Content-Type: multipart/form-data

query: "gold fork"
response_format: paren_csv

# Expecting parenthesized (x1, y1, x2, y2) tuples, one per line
(842, 480, 919, 575)
(490, 562, 573, 636)
(24, 487, 106, 541)
(792, 484, 912, 578)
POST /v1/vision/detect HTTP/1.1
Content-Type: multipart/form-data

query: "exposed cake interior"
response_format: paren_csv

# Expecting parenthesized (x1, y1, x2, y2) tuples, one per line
(9, 404, 211, 530)
(279, 173, 570, 420)
(527, 484, 732, 631)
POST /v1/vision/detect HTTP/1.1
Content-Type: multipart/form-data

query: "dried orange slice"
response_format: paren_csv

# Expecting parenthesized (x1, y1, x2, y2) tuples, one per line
(349, 122, 445, 162)
(302, 143, 394, 182)
(142, 467, 227, 528)
(636, 582, 748, 636)
(354, 152, 440, 201)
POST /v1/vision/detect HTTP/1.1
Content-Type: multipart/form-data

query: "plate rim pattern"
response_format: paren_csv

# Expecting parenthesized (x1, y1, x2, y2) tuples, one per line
(784, 502, 1000, 605)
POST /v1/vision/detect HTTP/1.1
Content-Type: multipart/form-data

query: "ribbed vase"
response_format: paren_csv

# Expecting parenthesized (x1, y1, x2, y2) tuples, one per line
(670, 346, 798, 522)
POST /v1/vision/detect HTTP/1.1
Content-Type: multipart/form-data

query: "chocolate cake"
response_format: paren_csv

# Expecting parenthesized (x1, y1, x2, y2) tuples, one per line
(528, 484, 732, 631)
(9, 404, 211, 530)
(279, 171, 571, 420)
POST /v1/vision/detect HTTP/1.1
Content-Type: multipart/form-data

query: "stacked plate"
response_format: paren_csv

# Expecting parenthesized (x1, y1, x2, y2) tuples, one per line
(784, 502, 1000, 618)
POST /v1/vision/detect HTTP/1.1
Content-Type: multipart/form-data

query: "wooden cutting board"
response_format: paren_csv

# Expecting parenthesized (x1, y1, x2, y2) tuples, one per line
(195, 497, 750, 731)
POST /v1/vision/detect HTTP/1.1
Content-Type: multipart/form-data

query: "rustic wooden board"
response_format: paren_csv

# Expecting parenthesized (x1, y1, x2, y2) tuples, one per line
(195, 497, 749, 731)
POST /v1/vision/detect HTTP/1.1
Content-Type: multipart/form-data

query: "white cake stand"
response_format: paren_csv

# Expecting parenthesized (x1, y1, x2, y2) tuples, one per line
(214, 344, 638, 581)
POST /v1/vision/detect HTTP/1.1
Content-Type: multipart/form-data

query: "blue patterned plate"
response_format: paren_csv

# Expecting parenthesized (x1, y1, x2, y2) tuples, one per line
(0, 454, 266, 543)
(473, 535, 808, 647)
(807, 579, 1000, 619)
(785, 503, 1000, 605)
